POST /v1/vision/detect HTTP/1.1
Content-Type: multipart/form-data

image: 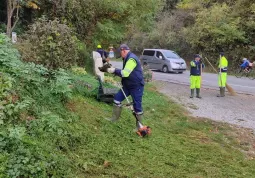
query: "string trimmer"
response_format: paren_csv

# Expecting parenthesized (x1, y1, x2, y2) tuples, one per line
(119, 85, 151, 137)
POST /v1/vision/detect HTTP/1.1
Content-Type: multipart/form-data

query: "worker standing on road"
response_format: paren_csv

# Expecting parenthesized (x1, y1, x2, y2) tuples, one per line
(98, 44, 144, 130)
(217, 52, 228, 97)
(190, 54, 205, 98)
(96, 44, 109, 64)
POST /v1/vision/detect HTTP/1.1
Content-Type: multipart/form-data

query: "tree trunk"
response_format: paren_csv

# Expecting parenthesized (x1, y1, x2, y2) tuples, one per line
(6, 0, 12, 37)
(6, 0, 19, 38)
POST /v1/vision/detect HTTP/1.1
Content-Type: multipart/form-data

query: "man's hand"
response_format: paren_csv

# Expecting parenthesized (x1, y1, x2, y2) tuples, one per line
(98, 63, 112, 72)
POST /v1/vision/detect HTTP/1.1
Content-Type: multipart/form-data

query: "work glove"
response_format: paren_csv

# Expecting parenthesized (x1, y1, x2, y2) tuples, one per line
(106, 67, 116, 74)
(98, 63, 112, 72)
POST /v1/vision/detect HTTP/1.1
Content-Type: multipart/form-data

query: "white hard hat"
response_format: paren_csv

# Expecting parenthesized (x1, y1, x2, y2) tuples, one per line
(243, 58, 247, 61)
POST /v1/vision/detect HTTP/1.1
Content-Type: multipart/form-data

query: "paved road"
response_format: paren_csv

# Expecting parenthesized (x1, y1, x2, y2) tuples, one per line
(111, 61, 255, 95)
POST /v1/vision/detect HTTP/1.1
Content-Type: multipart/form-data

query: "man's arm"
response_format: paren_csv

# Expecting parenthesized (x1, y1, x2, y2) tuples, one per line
(190, 61, 196, 67)
(104, 51, 109, 58)
(114, 58, 137, 77)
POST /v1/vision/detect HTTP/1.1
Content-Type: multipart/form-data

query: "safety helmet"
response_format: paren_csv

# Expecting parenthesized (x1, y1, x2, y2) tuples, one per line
(97, 44, 102, 49)
(243, 58, 247, 61)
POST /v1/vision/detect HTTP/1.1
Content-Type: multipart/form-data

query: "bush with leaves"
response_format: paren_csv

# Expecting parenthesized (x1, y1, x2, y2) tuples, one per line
(0, 33, 92, 178)
(143, 64, 153, 82)
(17, 17, 79, 69)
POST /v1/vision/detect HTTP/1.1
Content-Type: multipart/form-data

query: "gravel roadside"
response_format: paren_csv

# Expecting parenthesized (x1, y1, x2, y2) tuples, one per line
(153, 81, 255, 130)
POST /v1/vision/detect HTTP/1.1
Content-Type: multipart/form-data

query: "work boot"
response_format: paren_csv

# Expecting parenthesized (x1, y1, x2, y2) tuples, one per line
(222, 87, 225, 97)
(136, 114, 143, 130)
(196, 88, 202, 98)
(105, 104, 122, 122)
(217, 87, 224, 97)
(133, 114, 143, 132)
(190, 89, 194, 98)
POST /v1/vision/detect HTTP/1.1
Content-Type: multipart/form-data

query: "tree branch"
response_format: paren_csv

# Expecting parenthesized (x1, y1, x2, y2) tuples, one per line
(11, 5, 20, 31)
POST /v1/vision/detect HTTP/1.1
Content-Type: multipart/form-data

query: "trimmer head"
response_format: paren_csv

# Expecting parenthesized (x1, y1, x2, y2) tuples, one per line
(136, 126, 151, 137)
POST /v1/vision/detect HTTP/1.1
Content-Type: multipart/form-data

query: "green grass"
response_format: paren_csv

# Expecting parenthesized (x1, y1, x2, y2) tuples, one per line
(64, 83, 255, 177)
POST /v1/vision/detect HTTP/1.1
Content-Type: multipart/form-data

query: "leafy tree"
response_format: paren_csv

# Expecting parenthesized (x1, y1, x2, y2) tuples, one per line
(183, 3, 247, 52)
(5, 0, 39, 37)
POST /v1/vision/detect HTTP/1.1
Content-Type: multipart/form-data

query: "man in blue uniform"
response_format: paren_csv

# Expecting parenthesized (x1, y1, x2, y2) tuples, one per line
(99, 44, 144, 130)
(96, 44, 109, 64)
(190, 54, 205, 98)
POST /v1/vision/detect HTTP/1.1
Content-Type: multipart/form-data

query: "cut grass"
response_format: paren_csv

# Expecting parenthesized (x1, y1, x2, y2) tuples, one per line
(66, 83, 255, 177)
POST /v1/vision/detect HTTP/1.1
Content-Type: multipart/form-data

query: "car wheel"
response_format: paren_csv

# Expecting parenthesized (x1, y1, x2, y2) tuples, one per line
(162, 65, 169, 73)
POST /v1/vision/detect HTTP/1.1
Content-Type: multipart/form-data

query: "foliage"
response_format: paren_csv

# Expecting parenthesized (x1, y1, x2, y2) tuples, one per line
(143, 64, 153, 82)
(183, 3, 246, 52)
(0, 23, 6, 33)
(5, 0, 40, 37)
(179, 0, 255, 63)
(17, 17, 79, 69)
(1, 0, 163, 51)
(0, 32, 94, 177)
(162, 0, 180, 12)
(71, 66, 87, 76)
(62, 0, 163, 47)
(104, 76, 118, 86)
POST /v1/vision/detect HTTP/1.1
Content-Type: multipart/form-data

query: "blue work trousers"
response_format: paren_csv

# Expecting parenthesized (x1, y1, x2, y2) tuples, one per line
(114, 86, 144, 114)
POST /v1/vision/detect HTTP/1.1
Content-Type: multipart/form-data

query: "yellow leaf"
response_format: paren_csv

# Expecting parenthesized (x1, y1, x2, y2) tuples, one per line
(27, 2, 39, 9)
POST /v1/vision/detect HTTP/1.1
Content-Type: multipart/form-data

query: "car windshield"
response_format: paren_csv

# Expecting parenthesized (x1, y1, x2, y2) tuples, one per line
(163, 51, 180, 59)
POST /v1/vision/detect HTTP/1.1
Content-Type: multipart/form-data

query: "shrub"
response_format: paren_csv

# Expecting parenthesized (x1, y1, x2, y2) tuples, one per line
(17, 17, 79, 69)
(143, 65, 153, 82)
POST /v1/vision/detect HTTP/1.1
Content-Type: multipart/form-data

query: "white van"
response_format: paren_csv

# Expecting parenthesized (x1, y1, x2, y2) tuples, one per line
(140, 49, 187, 73)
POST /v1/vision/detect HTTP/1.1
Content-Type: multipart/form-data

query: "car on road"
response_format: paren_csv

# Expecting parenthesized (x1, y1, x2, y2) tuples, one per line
(140, 49, 187, 73)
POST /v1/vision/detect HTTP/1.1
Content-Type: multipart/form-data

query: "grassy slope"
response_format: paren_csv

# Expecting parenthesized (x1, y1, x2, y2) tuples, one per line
(66, 83, 255, 178)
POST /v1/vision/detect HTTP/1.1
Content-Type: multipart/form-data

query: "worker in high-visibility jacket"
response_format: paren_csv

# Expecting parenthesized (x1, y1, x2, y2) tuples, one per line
(217, 52, 228, 97)
(190, 54, 205, 98)
(98, 44, 144, 130)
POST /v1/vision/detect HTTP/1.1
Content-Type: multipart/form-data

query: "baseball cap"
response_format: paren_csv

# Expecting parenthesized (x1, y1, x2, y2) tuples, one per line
(194, 54, 201, 58)
(119, 44, 130, 50)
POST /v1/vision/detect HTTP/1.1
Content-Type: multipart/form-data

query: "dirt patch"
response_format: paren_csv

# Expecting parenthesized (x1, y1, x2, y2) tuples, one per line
(154, 81, 255, 130)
